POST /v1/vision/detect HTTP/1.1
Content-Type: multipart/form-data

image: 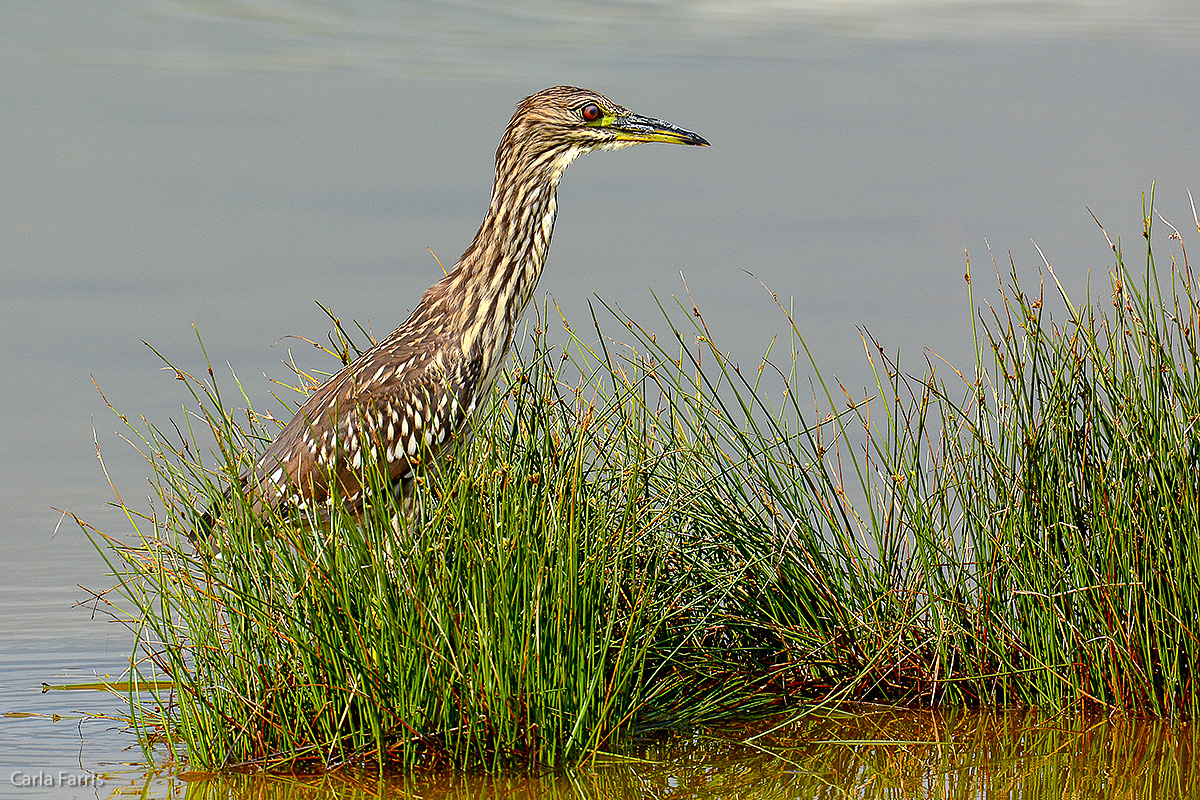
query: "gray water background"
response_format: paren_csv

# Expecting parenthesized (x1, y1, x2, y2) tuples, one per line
(3, 1, 1200, 796)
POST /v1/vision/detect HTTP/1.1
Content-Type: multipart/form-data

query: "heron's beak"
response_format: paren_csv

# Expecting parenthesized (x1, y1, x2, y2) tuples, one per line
(610, 112, 709, 146)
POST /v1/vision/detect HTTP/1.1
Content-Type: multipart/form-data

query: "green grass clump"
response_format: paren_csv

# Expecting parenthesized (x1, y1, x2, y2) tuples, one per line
(941, 201, 1200, 716)
(88, 191, 1200, 773)
(748, 191, 1200, 716)
(94, 318, 747, 771)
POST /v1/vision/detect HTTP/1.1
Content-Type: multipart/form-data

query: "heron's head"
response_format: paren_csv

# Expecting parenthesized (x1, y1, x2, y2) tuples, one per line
(497, 86, 708, 181)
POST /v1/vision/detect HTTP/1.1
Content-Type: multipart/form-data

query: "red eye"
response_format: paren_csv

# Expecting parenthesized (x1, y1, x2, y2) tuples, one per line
(581, 103, 601, 122)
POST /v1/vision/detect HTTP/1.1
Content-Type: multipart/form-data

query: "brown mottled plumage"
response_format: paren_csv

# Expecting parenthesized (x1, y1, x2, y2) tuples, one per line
(230, 86, 707, 522)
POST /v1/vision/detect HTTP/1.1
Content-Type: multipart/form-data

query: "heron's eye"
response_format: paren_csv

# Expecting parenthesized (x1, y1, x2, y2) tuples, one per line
(581, 103, 602, 122)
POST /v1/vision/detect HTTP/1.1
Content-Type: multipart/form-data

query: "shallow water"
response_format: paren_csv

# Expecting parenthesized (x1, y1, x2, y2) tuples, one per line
(83, 708, 1200, 798)
(4, 1, 1200, 797)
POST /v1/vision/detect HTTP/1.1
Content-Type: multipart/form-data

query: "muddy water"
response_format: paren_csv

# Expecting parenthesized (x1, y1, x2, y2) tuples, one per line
(99, 709, 1196, 798)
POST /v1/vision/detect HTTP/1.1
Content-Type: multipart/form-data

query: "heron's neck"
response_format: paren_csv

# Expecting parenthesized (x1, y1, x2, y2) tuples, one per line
(445, 145, 578, 361)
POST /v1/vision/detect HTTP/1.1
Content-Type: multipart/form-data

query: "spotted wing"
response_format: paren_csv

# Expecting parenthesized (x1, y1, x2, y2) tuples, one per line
(245, 330, 482, 517)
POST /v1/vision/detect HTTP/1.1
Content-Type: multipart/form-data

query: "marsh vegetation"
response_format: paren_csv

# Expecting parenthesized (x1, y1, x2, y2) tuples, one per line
(89, 195, 1200, 773)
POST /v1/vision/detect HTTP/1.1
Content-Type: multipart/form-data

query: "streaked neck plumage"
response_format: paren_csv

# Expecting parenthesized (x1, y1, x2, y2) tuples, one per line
(433, 130, 588, 379)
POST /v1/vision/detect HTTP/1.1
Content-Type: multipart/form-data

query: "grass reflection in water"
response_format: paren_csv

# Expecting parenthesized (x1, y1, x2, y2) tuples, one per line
(154, 709, 1196, 799)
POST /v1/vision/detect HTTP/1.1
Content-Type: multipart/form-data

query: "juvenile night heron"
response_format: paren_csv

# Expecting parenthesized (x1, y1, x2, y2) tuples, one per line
(225, 86, 707, 523)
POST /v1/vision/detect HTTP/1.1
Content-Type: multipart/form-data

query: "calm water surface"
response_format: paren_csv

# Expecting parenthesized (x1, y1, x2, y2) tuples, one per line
(3, 1, 1200, 797)
(74, 709, 1200, 798)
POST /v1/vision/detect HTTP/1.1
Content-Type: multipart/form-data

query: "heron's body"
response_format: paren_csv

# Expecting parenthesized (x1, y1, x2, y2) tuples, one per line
(237, 86, 707, 519)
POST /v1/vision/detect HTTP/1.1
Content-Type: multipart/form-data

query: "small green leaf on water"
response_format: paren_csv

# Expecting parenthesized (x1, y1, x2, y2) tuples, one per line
(42, 680, 175, 693)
